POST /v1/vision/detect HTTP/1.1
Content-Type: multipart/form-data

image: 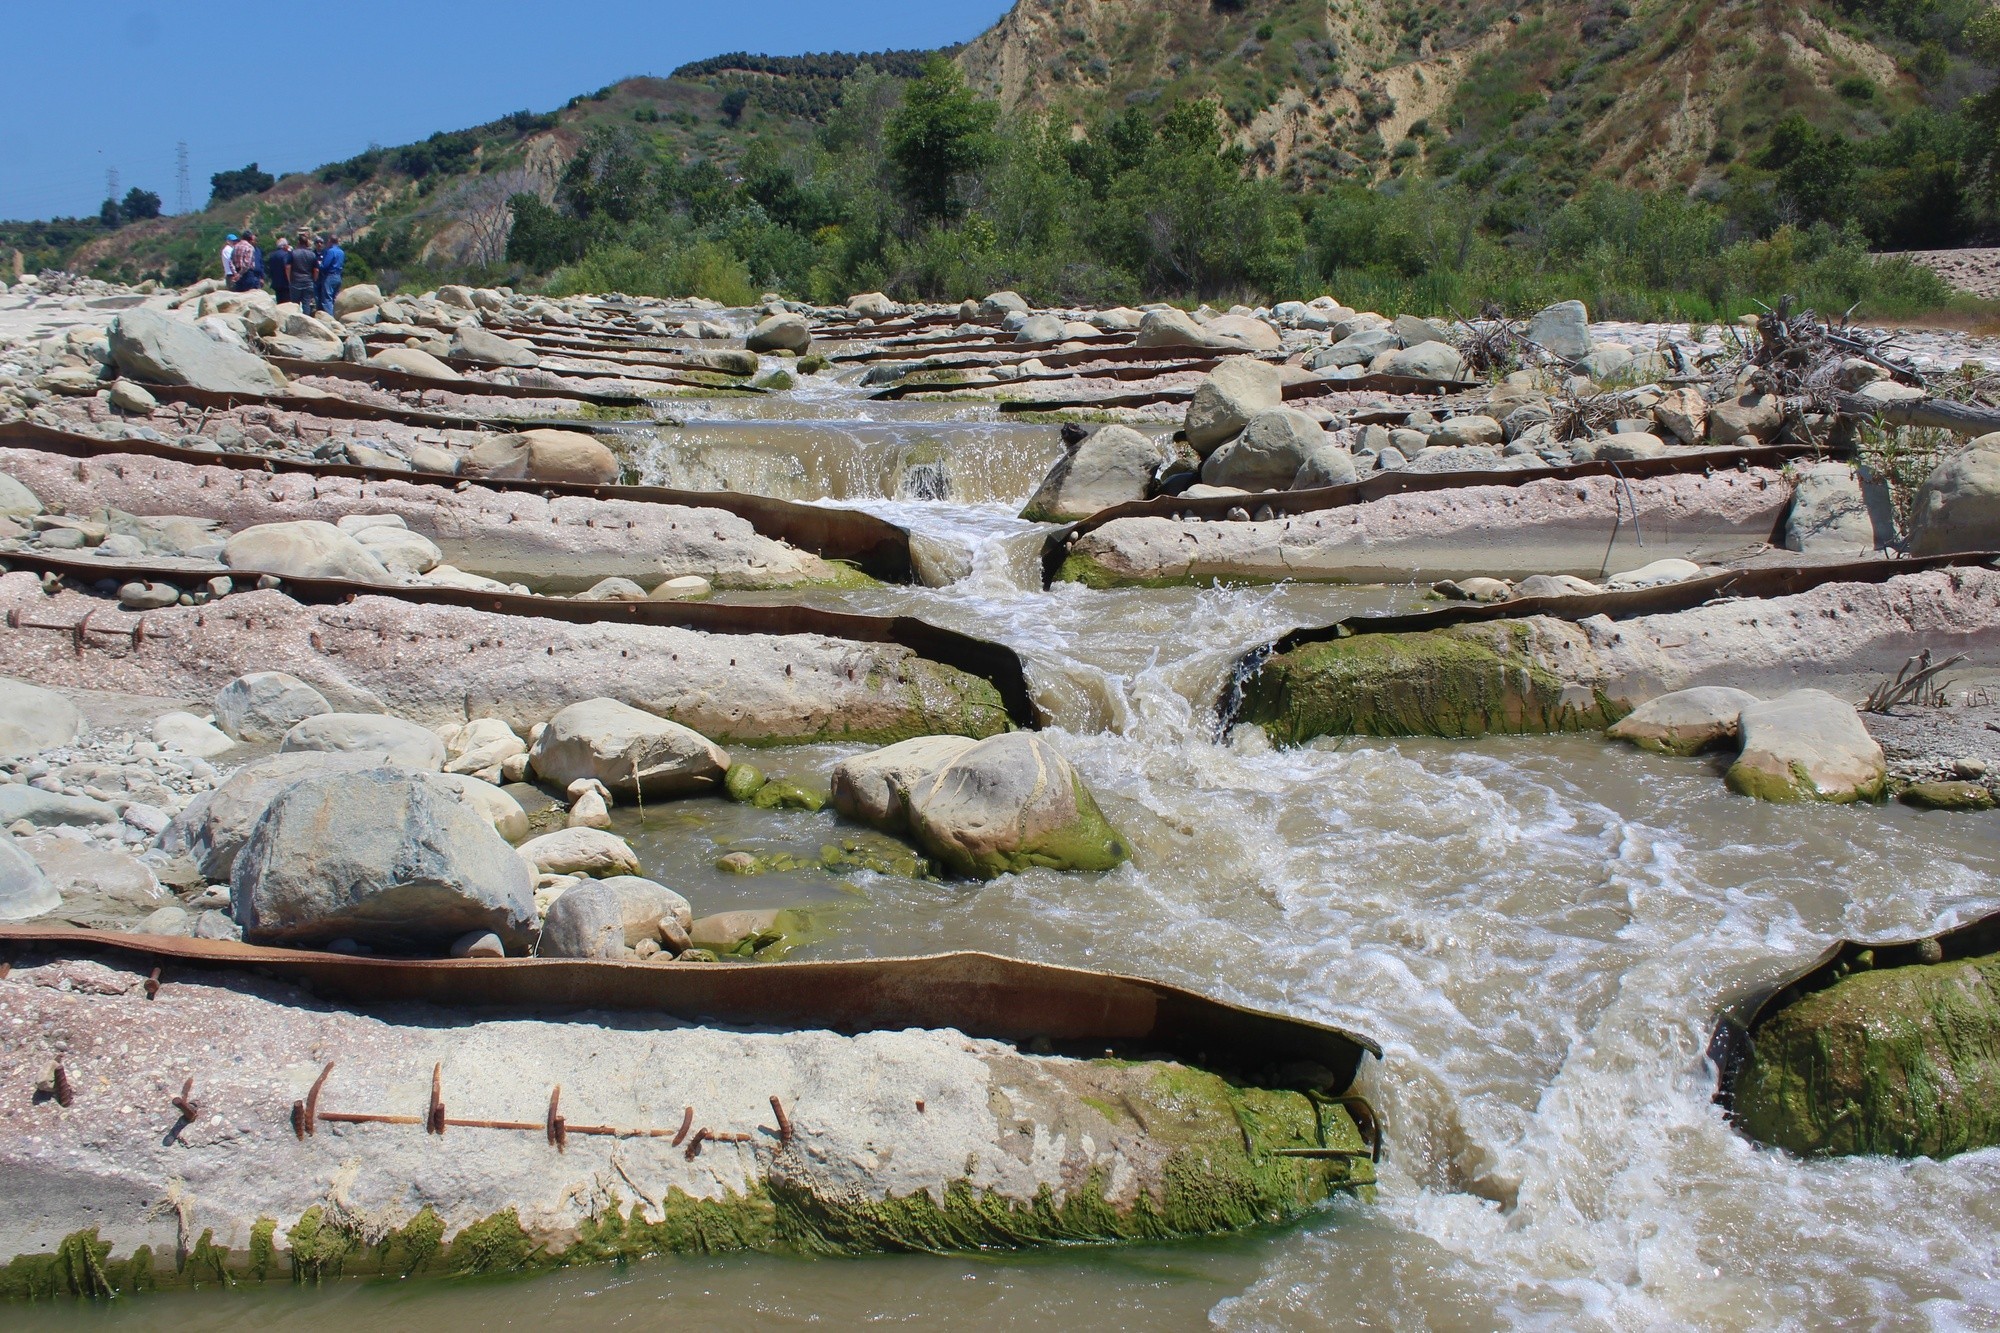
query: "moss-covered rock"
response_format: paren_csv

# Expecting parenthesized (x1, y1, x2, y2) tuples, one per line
(1735, 951, 2000, 1158)
(723, 763, 768, 802)
(1899, 781, 1997, 812)
(1235, 624, 1615, 744)
(749, 778, 825, 812)
(905, 733, 1131, 879)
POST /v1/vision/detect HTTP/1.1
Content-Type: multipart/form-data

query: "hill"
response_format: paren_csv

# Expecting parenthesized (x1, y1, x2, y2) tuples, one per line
(14, 1, 1997, 317)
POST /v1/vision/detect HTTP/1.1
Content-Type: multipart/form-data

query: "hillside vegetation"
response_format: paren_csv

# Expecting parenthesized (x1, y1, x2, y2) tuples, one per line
(12, 0, 1998, 321)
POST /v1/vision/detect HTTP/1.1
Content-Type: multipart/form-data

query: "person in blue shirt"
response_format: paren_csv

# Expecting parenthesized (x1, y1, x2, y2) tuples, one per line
(316, 235, 345, 317)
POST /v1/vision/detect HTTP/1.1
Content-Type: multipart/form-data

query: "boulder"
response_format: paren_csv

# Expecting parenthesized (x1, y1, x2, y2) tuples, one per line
(211, 671, 330, 742)
(168, 751, 388, 881)
(221, 520, 393, 583)
(1431, 415, 1502, 449)
(1527, 300, 1593, 362)
(108, 309, 288, 397)
(0, 676, 85, 757)
(1202, 409, 1329, 491)
(1607, 686, 1759, 755)
(1515, 573, 1601, 598)
(1604, 558, 1703, 591)
(1726, 689, 1886, 803)
(438, 717, 527, 775)
(1016, 313, 1065, 343)
(1135, 306, 1254, 351)
(1900, 781, 1996, 811)
(425, 771, 529, 842)
(0, 835, 58, 922)
(1653, 387, 1709, 445)
(516, 827, 641, 878)
(281, 713, 448, 770)
(746, 313, 811, 353)
(904, 733, 1132, 879)
(232, 768, 537, 950)
(681, 348, 760, 376)
(977, 291, 1029, 321)
(528, 698, 730, 799)
(1595, 431, 1669, 461)
(847, 292, 901, 320)
(689, 907, 811, 958)
(1292, 440, 1358, 490)
(1392, 313, 1450, 348)
(1909, 433, 2000, 556)
(0, 788, 117, 830)
(537, 875, 692, 958)
(1020, 425, 1175, 522)
(461, 429, 621, 485)
(0, 472, 43, 518)
(333, 284, 384, 318)
(1090, 307, 1143, 332)
(109, 380, 157, 414)
(1185, 358, 1286, 455)
(366, 346, 461, 381)
(1310, 327, 1399, 370)
(1706, 393, 1784, 444)
(22, 836, 162, 911)
(450, 325, 539, 368)
(1376, 342, 1467, 381)
(350, 523, 442, 575)
(1786, 461, 1893, 555)
(830, 734, 981, 831)
(151, 711, 235, 758)
(1203, 315, 1282, 352)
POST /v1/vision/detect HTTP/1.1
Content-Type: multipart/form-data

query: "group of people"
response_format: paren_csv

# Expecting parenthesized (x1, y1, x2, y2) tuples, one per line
(220, 230, 345, 315)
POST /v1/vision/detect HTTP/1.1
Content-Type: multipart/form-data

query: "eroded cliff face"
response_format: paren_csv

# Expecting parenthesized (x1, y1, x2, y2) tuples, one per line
(957, 0, 1914, 188)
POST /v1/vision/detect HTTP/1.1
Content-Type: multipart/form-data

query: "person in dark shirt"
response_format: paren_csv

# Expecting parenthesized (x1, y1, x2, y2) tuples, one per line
(316, 234, 345, 318)
(289, 240, 320, 314)
(268, 238, 292, 304)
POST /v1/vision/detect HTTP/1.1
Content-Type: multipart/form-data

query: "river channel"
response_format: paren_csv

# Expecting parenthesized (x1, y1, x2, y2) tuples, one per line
(33, 377, 2000, 1330)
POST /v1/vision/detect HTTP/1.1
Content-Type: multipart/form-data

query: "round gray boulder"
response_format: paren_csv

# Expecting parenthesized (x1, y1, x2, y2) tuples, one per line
(905, 733, 1131, 880)
(164, 751, 390, 881)
(1607, 686, 1760, 756)
(221, 520, 393, 583)
(529, 698, 730, 799)
(0, 834, 59, 922)
(211, 671, 331, 742)
(1185, 358, 1286, 455)
(1726, 690, 1886, 804)
(746, 313, 811, 353)
(1201, 408, 1328, 491)
(1019, 425, 1175, 523)
(538, 875, 693, 958)
(1909, 433, 2000, 556)
(830, 734, 982, 831)
(281, 713, 447, 770)
(0, 677, 85, 757)
(231, 767, 537, 950)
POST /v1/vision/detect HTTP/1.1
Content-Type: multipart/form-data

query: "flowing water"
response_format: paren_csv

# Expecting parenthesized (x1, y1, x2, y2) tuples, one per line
(39, 384, 2000, 1330)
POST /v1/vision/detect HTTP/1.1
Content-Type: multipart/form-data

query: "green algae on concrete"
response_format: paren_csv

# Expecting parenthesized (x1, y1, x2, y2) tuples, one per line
(1235, 624, 1616, 743)
(0, 1070, 1371, 1298)
(1735, 951, 2000, 1158)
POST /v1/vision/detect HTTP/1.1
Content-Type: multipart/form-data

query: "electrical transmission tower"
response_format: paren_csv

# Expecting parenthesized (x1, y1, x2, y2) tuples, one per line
(175, 142, 191, 214)
(105, 168, 119, 205)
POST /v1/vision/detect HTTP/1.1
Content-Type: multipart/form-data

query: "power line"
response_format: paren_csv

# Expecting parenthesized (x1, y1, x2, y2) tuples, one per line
(175, 142, 191, 214)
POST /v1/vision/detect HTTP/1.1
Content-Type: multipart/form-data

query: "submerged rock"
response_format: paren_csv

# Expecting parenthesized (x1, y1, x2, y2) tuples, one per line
(232, 767, 537, 950)
(1735, 950, 2000, 1158)
(831, 735, 981, 830)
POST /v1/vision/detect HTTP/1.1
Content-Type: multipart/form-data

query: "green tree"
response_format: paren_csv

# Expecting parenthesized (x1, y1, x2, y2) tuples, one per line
(885, 56, 999, 223)
(557, 128, 650, 224)
(120, 187, 161, 222)
(1966, 7, 2000, 207)
(208, 163, 274, 205)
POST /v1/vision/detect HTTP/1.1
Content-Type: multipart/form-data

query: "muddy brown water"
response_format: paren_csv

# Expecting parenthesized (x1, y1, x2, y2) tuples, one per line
(26, 381, 2000, 1329)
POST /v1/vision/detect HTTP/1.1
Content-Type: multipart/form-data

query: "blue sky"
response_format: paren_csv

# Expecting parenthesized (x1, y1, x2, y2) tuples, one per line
(1, 1, 1014, 221)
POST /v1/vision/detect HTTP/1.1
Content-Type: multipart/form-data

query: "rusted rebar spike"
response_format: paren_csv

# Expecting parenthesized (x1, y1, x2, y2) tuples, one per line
(683, 1127, 709, 1160)
(427, 1063, 445, 1136)
(445, 1118, 542, 1132)
(171, 1077, 198, 1123)
(671, 1105, 694, 1147)
(770, 1095, 793, 1144)
(547, 1086, 566, 1153)
(0, 961, 11, 981)
(563, 1123, 621, 1136)
(302, 1061, 333, 1138)
(144, 967, 161, 1000)
(53, 1064, 72, 1108)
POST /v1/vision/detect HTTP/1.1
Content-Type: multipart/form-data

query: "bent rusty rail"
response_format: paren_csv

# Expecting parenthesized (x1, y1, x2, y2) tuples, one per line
(0, 420, 915, 583)
(1039, 442, 1820, 585)
(0, 931, 1378, 1088)
(0, 548, 1041, 729)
